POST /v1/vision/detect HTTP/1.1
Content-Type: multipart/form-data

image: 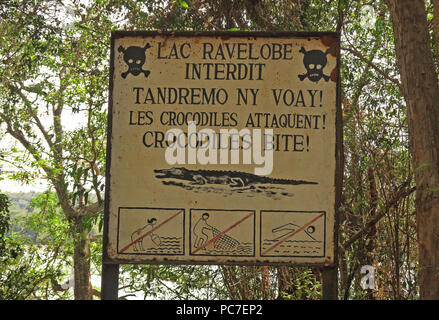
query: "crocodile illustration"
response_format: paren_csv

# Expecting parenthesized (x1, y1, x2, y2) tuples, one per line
(154, 167, 318, 188)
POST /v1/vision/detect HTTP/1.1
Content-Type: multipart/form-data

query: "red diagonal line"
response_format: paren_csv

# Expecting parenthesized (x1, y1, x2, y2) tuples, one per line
(120, 210, 183, 253)
(262, 212, 325, 256)
(192, 212, 253, 254)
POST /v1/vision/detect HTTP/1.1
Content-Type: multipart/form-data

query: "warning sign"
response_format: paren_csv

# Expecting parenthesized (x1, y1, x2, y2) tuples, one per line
(103, 31, 341, 266)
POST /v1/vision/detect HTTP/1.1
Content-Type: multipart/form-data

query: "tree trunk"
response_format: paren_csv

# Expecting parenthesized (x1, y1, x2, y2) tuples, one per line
(386, 0, 439, 299)
(73, 218, 92, 300)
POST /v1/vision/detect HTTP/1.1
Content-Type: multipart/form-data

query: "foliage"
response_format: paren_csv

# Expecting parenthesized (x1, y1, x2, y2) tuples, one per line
(337, 1, 417, 299)
(0, 192, 13, 260)
(120, 264, 226, 299)
(0, 190, 75, 299)
(0, 0, 429, 300)
(0, 0, 112, 299)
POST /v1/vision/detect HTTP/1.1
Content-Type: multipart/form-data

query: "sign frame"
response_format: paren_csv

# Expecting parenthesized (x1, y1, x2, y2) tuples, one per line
(102, 30, 342, 269)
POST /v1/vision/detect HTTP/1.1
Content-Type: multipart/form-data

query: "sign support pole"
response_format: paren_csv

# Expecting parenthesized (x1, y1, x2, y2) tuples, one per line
(322, 46, 341, 301)
(101, 263, 119, 300)
(322, 266, 338, 299)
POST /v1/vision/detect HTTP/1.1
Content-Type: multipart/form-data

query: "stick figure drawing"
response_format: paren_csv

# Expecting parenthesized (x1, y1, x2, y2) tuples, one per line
(131, 217, 161, 251)
(193, 212, 215, 250)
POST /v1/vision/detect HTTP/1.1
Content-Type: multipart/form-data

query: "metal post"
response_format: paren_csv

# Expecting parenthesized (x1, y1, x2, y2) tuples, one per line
(322, 266, 338, 300)
(101, 263, 119, 300)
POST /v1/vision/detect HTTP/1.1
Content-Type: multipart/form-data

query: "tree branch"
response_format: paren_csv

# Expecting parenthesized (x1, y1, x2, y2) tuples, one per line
(8, 82, 54, 148)
(340, 182, 415, 253)
(1, 113, 52, 176)
(342, 46, 402, 91)
(77, 201, 104, 219)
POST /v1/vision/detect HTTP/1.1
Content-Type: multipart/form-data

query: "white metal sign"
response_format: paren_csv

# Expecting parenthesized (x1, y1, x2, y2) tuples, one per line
(104, 31, 341, 266)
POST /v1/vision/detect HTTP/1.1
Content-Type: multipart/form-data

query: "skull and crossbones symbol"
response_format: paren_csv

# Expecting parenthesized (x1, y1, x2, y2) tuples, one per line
(118, 43, 151, 79)
(298, 46, 330, 83)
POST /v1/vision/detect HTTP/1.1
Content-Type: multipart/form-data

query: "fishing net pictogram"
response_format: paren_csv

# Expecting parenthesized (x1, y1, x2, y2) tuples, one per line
(211, 227, 240, 250)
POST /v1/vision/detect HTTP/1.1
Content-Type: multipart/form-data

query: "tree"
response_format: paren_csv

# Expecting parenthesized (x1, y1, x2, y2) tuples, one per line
(0, 0, 110, 299)
(384, 0, 439, 299)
